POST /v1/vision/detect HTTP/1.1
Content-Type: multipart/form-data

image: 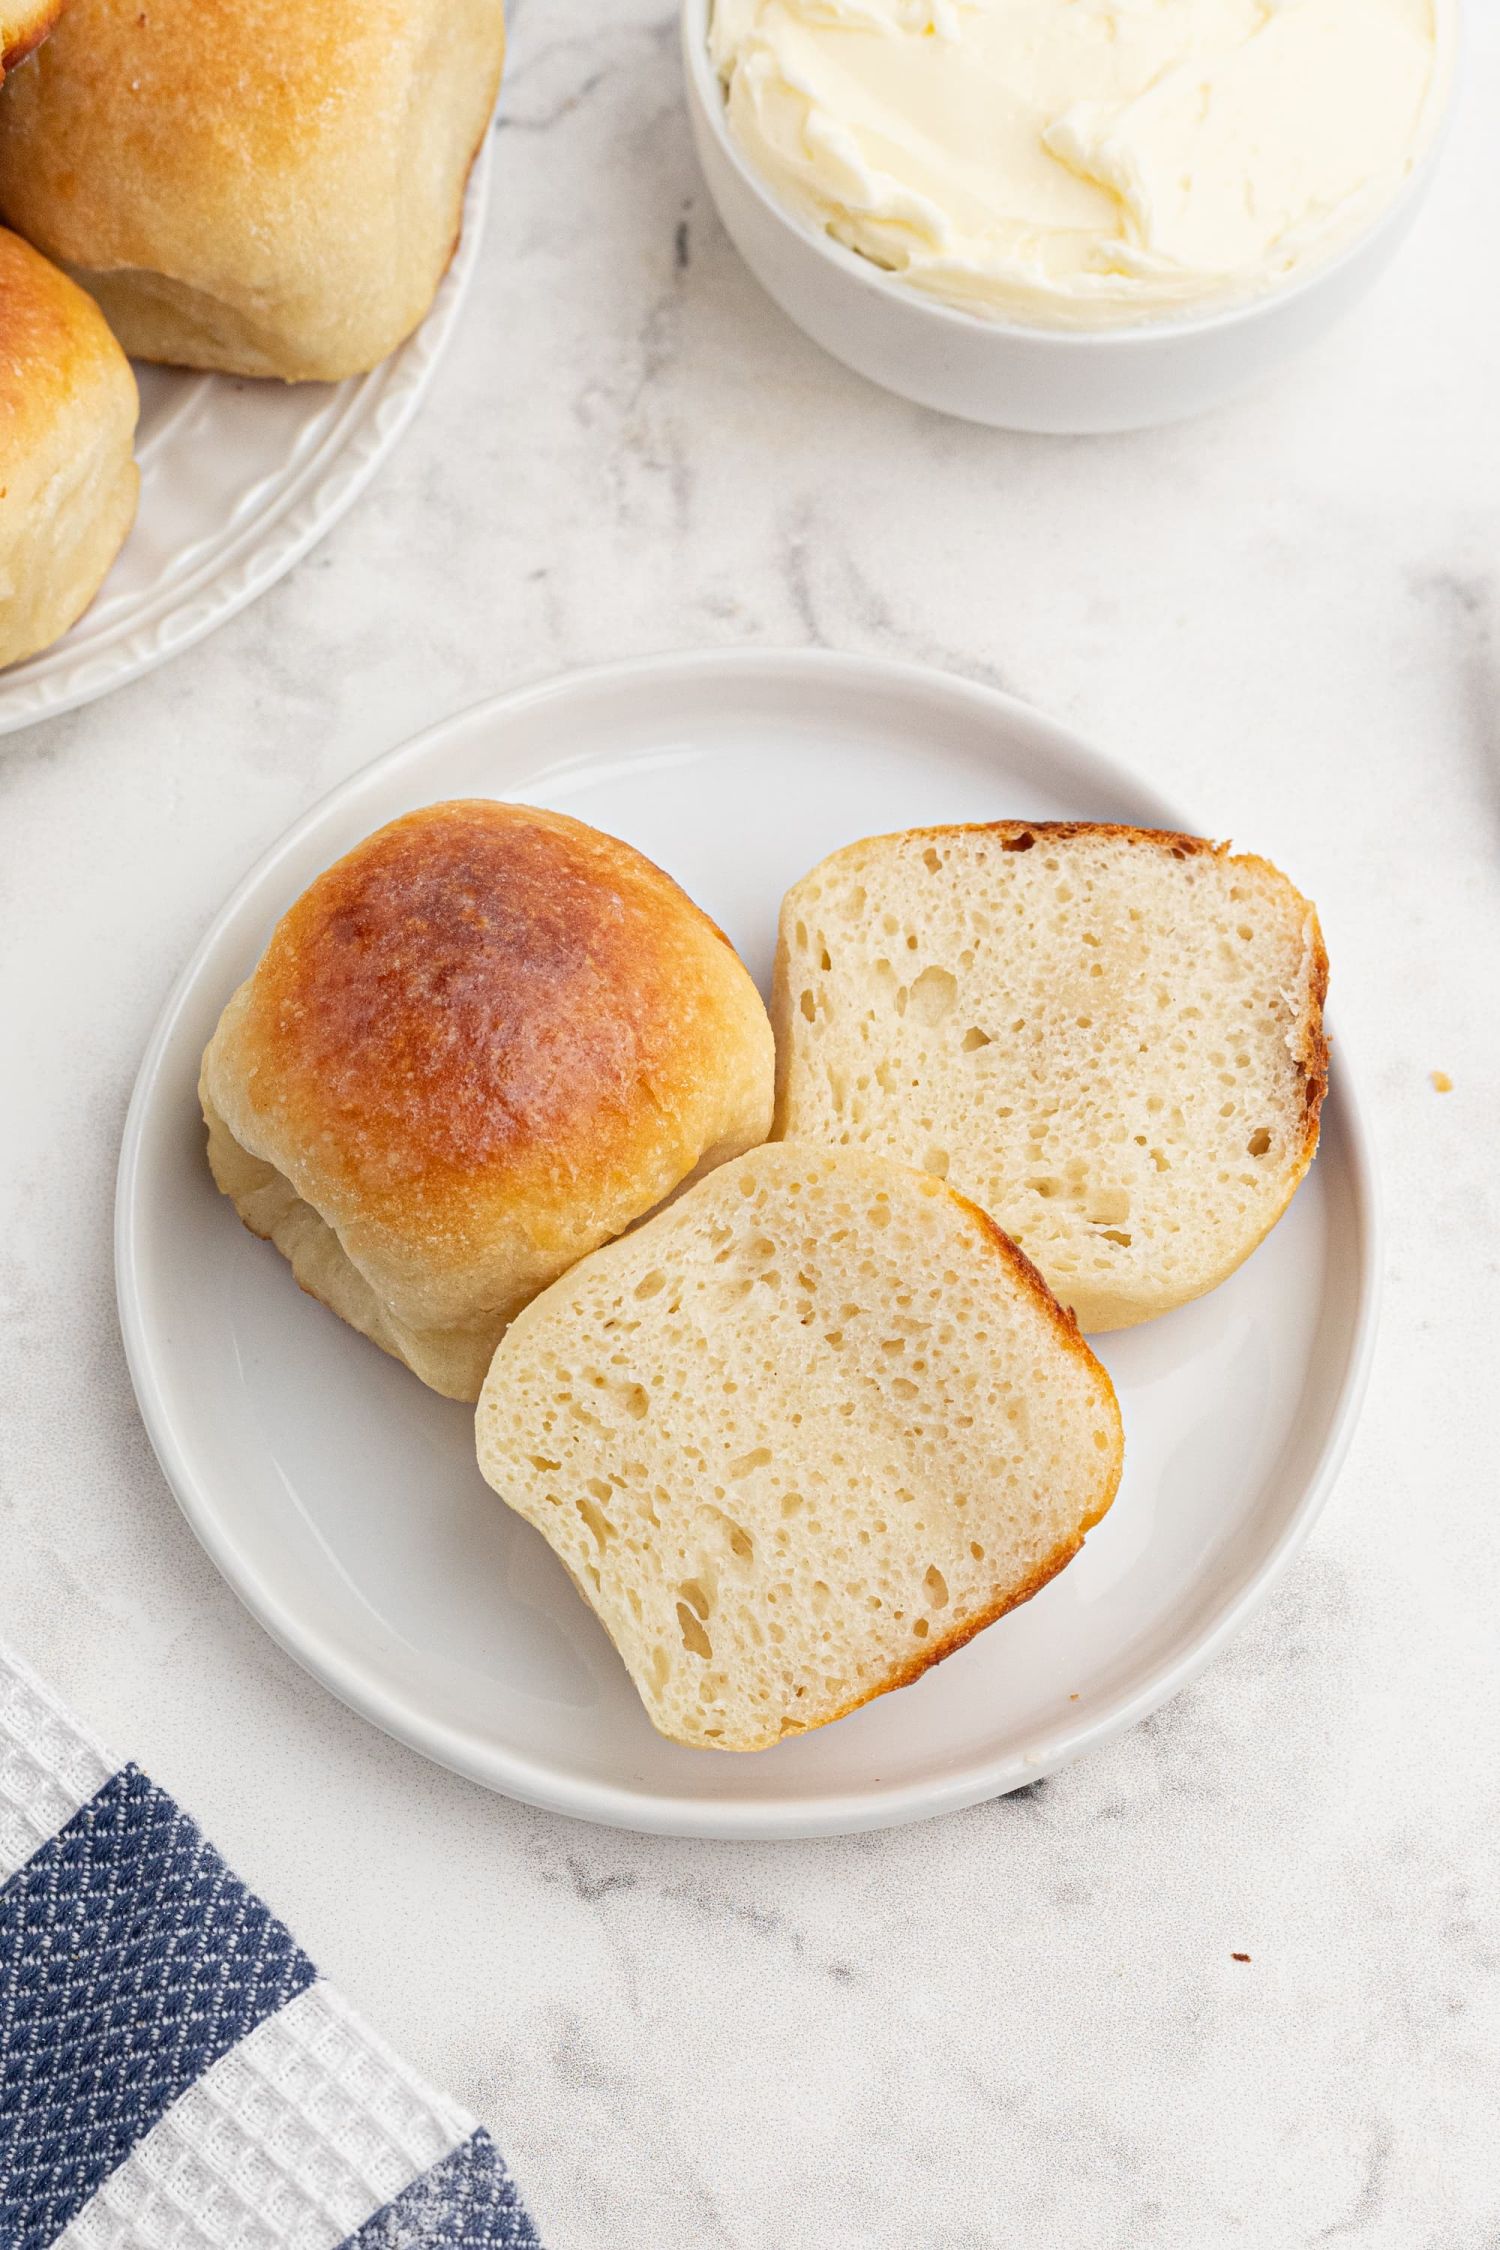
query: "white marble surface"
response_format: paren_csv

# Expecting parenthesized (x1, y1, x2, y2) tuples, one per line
(3, 4, 1499, 2244)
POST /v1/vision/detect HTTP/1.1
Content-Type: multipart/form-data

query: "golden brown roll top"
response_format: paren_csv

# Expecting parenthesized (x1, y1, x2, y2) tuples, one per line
(201, 801, 777, 1399)
(0, 224, 138, 669)
(0, 0, 506, 380)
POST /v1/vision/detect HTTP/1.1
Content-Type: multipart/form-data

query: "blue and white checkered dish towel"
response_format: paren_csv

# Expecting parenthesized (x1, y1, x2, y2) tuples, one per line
(0, 1642, 540, 2250)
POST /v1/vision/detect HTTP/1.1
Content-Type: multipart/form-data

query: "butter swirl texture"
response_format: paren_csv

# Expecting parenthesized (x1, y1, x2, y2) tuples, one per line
(710, 0, 1446, 327)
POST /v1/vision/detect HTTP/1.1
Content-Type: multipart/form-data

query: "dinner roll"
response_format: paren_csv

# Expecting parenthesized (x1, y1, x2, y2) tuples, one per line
(0, 227, 139, 670)
(0, 0, 506, 381)
(773, 822, 1328, 1330)
(200, 802, 776, 1401)
(478, 1144, 1122, 1750)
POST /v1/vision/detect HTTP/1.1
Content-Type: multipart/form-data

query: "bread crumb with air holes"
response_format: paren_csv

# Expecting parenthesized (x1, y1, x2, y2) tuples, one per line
(476, 1143, 1123, 1751)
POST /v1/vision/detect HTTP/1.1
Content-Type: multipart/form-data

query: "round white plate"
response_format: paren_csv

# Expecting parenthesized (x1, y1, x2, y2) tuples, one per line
(116, 650, 1379, 1839)
(0, 146, 490, 738)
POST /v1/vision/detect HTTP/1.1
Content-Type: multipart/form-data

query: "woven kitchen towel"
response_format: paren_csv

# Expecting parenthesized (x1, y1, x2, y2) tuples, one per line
(0, 1643, 540, 2250)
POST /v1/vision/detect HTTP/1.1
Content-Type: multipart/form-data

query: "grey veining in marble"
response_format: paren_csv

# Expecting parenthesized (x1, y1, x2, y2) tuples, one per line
(2, 3, 1498, 2245)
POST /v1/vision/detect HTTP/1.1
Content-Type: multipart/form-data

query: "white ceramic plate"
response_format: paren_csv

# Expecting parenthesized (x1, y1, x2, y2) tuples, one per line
(116, 651, 1379, 1838)
(0, 147, 490, 737)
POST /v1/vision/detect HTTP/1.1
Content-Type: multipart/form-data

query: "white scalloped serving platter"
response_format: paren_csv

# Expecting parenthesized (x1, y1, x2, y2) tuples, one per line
(0, 144, 490, 738)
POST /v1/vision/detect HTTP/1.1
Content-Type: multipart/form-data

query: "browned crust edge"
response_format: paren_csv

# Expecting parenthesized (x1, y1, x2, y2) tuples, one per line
(1295, 908, 1331, 1164)
(811, 1525, 1090, 1731)
(965, 819, 1223, 858)
(812, 818, 1229, 863)
(704, 1521, 1098, 1752)
(945, 1174, 1125, 1521)
(673, 1160, 1125, 1753)
(777, 814, 1333, 1226)
(802, 1181, 1127, 1729)
(1, 2, 62, 75)
(933, 1161, 1126, 1541)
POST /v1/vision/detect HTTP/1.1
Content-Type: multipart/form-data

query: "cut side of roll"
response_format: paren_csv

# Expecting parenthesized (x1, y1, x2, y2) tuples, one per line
(476, 1144, 1123, 1751)
(772, 822, 1328, 1330)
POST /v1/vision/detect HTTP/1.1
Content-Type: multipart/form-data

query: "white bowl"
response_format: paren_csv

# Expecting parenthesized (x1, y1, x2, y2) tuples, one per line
(682, 0, 1453, 435)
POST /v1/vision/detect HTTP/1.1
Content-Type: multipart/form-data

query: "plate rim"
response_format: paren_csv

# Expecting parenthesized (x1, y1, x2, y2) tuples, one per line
(115, 647, 1382, 1838)
(0, 140, 492, 738)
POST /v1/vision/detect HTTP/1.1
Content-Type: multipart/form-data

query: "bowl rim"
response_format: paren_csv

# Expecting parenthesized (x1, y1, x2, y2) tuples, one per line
(682, 0, 1460, 350)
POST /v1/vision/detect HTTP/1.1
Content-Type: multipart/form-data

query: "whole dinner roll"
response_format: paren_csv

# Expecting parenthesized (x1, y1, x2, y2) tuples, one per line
(0, 0, 506, 381)
(0, 226, 139, 670)
(199, 801, 778, 1401)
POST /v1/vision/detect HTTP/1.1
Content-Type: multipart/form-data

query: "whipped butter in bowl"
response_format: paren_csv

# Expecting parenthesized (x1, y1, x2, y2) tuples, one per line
(683, 0, 1454, 428)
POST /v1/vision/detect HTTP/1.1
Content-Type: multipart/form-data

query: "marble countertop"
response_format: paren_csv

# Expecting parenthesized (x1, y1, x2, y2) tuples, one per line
(3, 4, 1498, 2244)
